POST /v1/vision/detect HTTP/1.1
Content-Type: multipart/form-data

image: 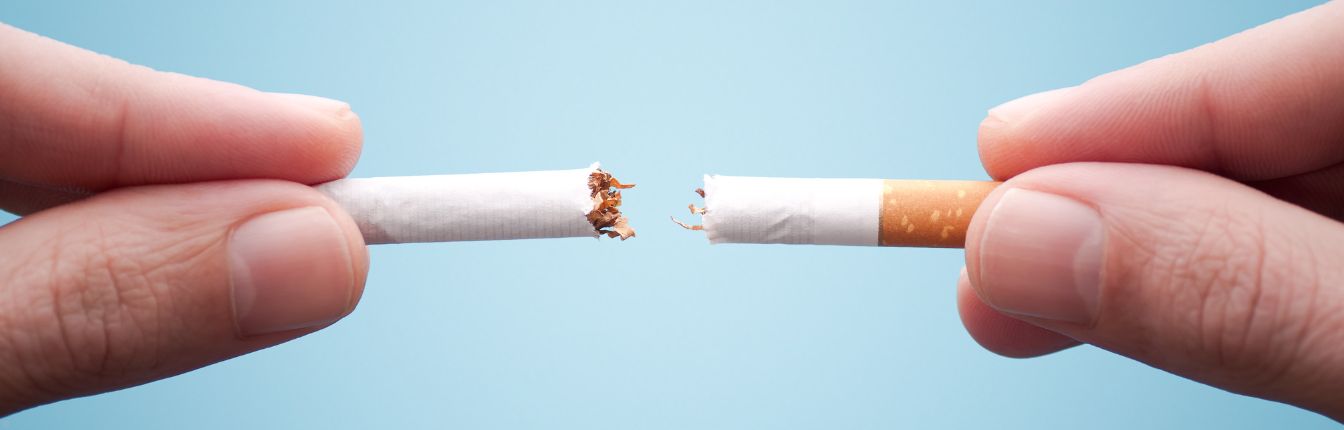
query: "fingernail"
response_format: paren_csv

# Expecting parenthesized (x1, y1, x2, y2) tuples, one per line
(228, 207, 356, 337)
(269, 93, 353, 118)
(976, 188, 1104, 323)
(984, 86, 1074, 128)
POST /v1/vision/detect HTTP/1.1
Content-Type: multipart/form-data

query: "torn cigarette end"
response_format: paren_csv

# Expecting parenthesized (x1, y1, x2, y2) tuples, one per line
(588, 170, 637, 240)
(671, 188, 707, 231)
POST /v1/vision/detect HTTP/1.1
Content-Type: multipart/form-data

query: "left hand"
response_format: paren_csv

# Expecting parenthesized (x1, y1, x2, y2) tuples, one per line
(0, 23, 370, 414)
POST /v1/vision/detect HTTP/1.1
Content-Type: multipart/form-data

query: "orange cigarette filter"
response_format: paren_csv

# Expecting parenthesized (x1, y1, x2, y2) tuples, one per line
(675, 175, 999, 248)
(877, 180, 999, 248)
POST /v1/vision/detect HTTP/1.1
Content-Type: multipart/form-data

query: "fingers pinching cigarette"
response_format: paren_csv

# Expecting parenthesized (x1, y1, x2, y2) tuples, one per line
(316, 163, 635, 245)
(673, 175, 998, 248)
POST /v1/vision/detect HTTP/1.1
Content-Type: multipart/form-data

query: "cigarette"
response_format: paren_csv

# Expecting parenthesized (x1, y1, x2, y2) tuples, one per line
(673, 175, 998, 248)
(316, 163, 635, 245)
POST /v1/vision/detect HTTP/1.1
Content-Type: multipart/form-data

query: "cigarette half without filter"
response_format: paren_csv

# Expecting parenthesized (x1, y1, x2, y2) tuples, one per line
(674, 175, 999, 248)
(316, 163, 635, 245)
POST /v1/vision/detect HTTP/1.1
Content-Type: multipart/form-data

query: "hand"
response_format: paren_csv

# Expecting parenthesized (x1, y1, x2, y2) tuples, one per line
(958, 1, 1344, 420)
(0, 23, 369, 414)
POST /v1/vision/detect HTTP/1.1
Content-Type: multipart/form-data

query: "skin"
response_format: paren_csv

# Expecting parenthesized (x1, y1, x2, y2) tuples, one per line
(1, 0, 1342, 420)
(0, 23, 368, 414)
(959, 0, 1344, 420)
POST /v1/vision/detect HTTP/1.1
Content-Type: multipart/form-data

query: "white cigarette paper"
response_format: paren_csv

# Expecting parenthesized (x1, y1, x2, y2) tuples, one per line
(702, 175, 882, 246)
(317, 163, 634, 245)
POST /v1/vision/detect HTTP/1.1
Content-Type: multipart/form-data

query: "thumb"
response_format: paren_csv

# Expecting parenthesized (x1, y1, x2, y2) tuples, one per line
(964, 163, 1344, 419)
(0, 180, 368, 414)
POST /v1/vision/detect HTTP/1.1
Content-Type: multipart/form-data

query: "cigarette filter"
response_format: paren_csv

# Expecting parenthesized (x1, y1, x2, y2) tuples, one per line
(675, 175, 998, 248)
(318, 163, 634, 245)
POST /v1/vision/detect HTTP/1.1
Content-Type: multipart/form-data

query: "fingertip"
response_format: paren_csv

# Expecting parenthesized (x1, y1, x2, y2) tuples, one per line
(957, 268, 1080, 358)
(977, 87, 1077, 180)
(1, 24, 367, 200)
(973, 1, 1344, 183)
(976, 115, 1024, 181)
(309, 100, 364, 182)
(90, 67, 368, 187)
(269, 93, 354, 117)
(234, 182, 370, 329)
(265, 92, 365, 181)
(218, 88, 364, 184)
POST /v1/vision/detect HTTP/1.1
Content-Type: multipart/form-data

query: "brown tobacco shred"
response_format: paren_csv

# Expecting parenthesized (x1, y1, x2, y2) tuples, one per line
(588, 170, 636, 240)
(671, 188, 707, 231)
(670, 216, 703, 231)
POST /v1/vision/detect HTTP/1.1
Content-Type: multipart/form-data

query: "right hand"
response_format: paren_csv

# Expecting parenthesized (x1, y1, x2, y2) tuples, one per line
(957, 1, 1344, 420)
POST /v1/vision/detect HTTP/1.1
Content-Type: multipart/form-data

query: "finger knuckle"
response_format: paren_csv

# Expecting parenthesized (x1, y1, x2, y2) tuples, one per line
(1120, 203, 1316, 391)
(4, 215, 218, 397)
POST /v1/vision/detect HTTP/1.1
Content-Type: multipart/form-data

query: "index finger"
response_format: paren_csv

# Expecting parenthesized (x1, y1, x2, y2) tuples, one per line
(0, 23, 362, 199)
(978, 1, 1344, 181)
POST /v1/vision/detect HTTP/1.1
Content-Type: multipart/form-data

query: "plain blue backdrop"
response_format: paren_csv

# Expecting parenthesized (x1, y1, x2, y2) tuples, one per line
(1, 1, 1336, 428)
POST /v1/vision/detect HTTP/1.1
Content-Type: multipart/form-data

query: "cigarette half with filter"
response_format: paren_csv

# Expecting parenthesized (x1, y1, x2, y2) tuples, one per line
(316, 163, 635, 245)
(673, 175, 999, 248)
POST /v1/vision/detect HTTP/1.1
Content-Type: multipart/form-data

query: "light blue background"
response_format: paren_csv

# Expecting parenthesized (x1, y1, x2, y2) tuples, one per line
(1, 1, 1335, 428)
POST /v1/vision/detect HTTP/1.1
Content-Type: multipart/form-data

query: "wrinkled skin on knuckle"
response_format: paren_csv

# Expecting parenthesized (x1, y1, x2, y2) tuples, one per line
(0, 208, 223, 403)
(1102, 199, 1325, 395)
(0, 248, 53, 408)
(1251, 233, 1344, 410)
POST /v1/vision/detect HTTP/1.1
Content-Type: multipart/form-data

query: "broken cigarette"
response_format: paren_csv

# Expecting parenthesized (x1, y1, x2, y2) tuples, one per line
(317, 163, 634, 245)
(673, 175, 998, 248)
